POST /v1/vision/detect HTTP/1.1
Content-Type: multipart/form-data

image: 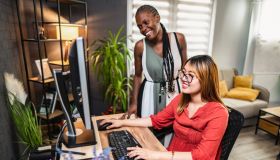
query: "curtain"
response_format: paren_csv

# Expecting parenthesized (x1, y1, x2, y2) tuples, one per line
(242, 0, 262, 75)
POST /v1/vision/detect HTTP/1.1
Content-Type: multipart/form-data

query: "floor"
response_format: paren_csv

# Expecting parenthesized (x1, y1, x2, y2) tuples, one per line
(229, 126, 279, 160)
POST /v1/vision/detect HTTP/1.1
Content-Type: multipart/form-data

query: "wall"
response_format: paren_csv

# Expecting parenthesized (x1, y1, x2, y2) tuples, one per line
(253, 38, 280, 104)
(213, 0, 280, 104)
(0, 0, 24, 159)
(86, 0, 128, 115)
(212, 0, 251, 73)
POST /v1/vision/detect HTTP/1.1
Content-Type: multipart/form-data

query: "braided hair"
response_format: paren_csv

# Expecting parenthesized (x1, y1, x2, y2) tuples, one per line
(136, 4, 159, 17)
(136, 5, 175, 93)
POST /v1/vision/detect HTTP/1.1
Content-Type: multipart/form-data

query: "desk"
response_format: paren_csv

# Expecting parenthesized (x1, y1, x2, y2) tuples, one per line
(61, 114, 166, 160)
(60, 117, 103, 160)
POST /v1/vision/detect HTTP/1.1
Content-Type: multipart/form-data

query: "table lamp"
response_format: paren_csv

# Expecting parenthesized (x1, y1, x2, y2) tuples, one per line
(56, 25, 79, 62)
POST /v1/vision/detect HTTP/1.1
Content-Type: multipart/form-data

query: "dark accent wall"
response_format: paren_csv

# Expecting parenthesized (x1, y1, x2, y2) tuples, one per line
(86, 0, 128, 115)
(0, 0, 25, 159)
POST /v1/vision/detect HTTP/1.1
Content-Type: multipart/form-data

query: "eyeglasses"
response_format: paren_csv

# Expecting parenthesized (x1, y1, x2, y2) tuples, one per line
(178, 69, 195, 84)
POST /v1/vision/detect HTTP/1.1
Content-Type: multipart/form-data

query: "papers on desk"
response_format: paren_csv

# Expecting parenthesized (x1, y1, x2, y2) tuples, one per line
(61, 143, 102, 160)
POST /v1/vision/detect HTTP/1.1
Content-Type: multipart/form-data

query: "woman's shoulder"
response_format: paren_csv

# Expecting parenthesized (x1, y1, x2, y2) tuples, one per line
(135, 39, 144, 48)
(206, 102, 229, 117)
(168, 93, 183, 105)
(173, 32, 184, 37)
(170, 32, 186, 45)
(170, 32, 185, 39)
(134, 39, 144, 56)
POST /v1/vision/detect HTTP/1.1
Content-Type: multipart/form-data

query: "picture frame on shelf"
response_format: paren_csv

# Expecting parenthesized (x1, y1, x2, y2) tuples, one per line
(39, 91, 57, 115)
(35, 58, 53, 80)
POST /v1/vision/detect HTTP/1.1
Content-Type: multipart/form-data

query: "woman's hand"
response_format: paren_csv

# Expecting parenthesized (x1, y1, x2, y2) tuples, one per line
(127, 146, 161, 160)
(99, 119, 123, 130)
(120, 104, 138, 119)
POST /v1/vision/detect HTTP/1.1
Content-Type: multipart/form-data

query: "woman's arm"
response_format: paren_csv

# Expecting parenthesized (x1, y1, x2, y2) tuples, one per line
(122, 117, 153, 127)
(100, 117, 153, 130)
(102, 95, 180, 129)
(127, 147, 193, 160)
(127, 106, 228, 160)
(191, 107, 228, 159)
(176, 32, 187, 64)
(127, 40, 144, 116)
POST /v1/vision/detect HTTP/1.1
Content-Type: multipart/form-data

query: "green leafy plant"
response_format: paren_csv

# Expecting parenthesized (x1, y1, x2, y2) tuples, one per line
(89, 26, 132, 113)
(4, 73, 42, 156)
(7, 95, 43, 151)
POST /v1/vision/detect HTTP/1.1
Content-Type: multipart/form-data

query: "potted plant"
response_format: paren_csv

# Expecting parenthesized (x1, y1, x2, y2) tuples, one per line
(4, 73, 45, 159)
(89, 26, 132, 113)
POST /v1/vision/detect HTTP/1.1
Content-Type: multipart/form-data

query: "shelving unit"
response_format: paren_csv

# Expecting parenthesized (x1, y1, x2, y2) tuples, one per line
(15, 0, 88, 140)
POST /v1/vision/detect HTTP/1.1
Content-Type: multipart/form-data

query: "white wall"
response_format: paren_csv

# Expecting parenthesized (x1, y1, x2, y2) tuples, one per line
(212, 0, 280, 104)
(254, 75, 280, 104)
(212, 0, 251, 73)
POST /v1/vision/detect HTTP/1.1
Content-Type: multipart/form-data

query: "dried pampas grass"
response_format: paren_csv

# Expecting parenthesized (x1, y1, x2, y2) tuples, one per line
(4, 72, 27, 104)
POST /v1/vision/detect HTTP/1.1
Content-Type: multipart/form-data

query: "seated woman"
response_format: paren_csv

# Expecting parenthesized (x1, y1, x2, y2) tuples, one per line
(101, 55, 229, 160)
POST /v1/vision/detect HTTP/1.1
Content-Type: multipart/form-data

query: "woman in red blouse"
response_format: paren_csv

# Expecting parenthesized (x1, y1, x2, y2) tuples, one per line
(101, 55, 229, 160)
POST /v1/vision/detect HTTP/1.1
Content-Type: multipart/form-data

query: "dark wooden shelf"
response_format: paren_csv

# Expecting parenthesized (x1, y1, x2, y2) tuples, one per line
(23, 38, 61, 42)
(38, 109, 64, 120)
(49, 60, 69, 66)
(35, 21, 85, 26)
(29, 76, 54, 84)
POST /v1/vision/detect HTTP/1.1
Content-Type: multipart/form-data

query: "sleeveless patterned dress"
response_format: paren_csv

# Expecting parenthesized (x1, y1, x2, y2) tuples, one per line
(137, 32, 183, 118)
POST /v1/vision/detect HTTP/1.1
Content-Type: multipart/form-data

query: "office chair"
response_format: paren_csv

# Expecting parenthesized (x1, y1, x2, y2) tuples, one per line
(220, 107, 244, 160)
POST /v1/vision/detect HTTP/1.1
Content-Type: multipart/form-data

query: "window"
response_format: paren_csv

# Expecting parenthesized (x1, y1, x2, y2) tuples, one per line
(258, 0, 280, 39)
(127, 0, 217, 58)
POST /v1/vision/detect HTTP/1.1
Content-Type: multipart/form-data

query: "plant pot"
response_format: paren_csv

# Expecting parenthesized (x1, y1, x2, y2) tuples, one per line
(28, 146, 53, 160)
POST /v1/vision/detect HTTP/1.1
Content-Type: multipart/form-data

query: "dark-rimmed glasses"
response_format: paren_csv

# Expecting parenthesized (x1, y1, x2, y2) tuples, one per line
(178, 69, 195, 84)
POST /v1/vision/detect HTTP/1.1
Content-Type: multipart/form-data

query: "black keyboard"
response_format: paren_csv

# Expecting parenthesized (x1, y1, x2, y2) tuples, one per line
(108, 130, 142, 160)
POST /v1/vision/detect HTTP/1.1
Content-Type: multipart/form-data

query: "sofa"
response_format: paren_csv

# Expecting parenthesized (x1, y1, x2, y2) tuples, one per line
(219, 68, 270, 126)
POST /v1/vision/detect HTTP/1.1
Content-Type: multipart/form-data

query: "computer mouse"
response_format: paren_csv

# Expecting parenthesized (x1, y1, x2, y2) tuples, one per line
(98, 121, 113, 131)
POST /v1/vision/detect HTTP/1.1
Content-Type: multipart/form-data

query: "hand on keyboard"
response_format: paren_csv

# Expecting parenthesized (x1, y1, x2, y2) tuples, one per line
(108, 130, 142, 160)
(127, 146, 159, 160)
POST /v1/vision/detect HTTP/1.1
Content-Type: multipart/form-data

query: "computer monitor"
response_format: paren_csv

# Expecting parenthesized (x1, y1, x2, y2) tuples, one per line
(53, 37, 96, 148)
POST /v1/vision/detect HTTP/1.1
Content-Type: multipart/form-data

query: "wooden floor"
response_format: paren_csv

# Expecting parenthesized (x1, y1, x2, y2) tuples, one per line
(229, 126, 279, 160)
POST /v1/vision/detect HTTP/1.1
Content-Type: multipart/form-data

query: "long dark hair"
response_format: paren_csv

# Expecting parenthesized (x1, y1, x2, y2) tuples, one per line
(136, 5, 175, 93)
(161, 23, 174, 92)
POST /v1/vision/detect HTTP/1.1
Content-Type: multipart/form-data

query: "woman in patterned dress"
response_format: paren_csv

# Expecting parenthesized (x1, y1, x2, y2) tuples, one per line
(125, 5, 187, 119)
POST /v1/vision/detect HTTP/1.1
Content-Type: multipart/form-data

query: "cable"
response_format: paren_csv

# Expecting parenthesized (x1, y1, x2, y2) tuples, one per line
(54, 121, 67, 160)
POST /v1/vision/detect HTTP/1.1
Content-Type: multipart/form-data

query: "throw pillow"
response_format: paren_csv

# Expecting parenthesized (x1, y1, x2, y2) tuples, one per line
(225, 87, 260, 101)
(219, 80, 228, 97)
(234, 75, 253, 88)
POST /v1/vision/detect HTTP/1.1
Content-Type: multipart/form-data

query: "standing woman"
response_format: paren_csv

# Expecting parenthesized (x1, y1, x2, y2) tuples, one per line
(126, 5, 187, 118)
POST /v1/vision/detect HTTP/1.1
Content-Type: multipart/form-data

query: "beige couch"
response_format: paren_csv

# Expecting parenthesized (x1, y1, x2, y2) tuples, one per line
(219, 68, 270, 126)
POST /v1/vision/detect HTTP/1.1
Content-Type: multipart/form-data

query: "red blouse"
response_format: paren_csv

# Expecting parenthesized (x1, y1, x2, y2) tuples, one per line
(150, 94, 228, 160)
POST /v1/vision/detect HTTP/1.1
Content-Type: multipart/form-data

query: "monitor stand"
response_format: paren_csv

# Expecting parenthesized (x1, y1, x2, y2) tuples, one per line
(62, 119, 97, 148)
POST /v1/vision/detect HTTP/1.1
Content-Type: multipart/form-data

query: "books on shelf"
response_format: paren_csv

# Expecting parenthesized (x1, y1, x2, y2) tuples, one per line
(39, 91, 57, 115)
